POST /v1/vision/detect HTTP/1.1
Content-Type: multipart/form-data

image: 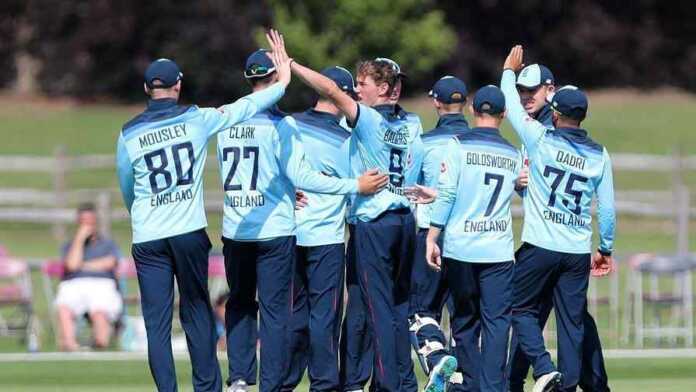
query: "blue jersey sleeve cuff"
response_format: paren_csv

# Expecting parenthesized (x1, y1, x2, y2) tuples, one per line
(347, 103, 360, 128)
(598, 248, 612, 257)
(430, 222, 445, 230)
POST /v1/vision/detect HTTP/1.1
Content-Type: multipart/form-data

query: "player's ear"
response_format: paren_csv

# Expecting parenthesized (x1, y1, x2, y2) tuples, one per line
(547, 85, 556, 94)
(143, 83, 150, 96)
(377, 82, 390, 97)
(500, 109, 507, 120)
(174, 80, 182, 94)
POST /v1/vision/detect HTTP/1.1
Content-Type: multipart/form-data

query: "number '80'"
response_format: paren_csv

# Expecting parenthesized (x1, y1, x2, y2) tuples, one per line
(143, 142, 195, 193)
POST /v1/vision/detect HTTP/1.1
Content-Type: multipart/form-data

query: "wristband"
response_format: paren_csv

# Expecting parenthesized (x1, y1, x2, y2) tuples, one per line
(598, 248, 612, 257)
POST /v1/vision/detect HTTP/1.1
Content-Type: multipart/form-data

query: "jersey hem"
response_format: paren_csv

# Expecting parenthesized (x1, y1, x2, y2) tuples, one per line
(522, 239, 592, 255)
(132, 224, 208, 244)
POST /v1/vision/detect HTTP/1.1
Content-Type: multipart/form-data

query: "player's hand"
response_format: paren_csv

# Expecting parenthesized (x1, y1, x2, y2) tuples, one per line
(503, 45, 524, 72)
(75, 223, 95, 241)
(266, 29, 293, 87)
(295, 190, 308, 210)
(405, 184, 438, 204)
(515, 166, 529, 190)
(591, 251, 614, 277)
(357, 169, 388, 194)
(425, 239, 442, 272)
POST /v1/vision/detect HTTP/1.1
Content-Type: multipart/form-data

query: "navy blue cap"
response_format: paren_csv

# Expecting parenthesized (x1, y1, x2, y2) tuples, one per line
(244, 49, 276, 79)
(473, 85, 506, 115)
(429, 76, 467, 103)
(144, 58, 183, 89)
(517, 64, 555, 88)
(321, 66, 357, 95)
(551, 86, 588, 120)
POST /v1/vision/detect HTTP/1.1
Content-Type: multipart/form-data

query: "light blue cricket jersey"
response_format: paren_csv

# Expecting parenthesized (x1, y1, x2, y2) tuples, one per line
(346, 103, 423, 223)
(116, 83, 286, 244)
(501, 69, 616, 254)
(416, 114, 471, 229)
(217, 106, 358, 241)
(293, 109, 352, 247)
(431, 128, 522, 263)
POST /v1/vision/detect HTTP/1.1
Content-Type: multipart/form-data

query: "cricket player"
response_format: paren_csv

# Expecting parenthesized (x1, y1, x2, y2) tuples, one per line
(408, 75, 480, 391)
(116, 56, 289, 392)
(342, 58, 422, 392)
(341, 61, 423, 392)
(219, 49, 386, 392)
(501, 46, 616, 392)
(418, 85, 521, 392)
(508, 65, 611, 392)
(266, 30, 421, 392)
(283, 66, 359, 391)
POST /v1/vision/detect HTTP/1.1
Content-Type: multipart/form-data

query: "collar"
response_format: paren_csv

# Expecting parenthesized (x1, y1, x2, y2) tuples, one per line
(436, 113, 469, 129)
(266, 105, 286, 117)
(470, 126, 502, 136)
(305, 108, 341, 125)
(555, 127, 588, 138)
(372, 104, 408, 120)
(535, 104, 553, 124)
(146, 98, 178, 111)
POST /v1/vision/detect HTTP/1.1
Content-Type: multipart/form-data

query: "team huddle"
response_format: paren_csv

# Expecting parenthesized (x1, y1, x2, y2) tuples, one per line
(116, 29, 615, 392)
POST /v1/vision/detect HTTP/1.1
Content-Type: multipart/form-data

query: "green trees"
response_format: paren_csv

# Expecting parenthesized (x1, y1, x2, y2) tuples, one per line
(0, 1, 694, 103)
(263, 0, 455, 80)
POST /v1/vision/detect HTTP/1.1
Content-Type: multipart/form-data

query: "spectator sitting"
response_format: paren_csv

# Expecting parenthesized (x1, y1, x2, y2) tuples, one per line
(54, 203, 123, 351)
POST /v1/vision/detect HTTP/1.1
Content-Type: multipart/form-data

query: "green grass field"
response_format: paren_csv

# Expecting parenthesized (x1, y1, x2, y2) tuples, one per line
(0, 357, 694, 391)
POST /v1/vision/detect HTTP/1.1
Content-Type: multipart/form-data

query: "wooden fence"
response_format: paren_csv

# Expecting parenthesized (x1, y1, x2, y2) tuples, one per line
(0, 148, 693, 250)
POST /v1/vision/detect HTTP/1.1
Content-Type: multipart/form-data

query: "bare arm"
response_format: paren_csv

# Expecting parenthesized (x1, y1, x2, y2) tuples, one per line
(63, 226, 92, 272)
(266, 29, 358, 122)
(79, 256, 118, 272)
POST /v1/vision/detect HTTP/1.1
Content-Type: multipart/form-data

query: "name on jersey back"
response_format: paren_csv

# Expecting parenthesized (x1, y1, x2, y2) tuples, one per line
(139, 124, 187, 148)
(466, 151, 517, 173)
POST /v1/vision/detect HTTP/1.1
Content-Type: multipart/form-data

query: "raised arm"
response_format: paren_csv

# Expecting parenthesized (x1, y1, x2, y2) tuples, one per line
(116, 134, 135, 212)
(209, 83, 287, 136)
(500, 45, 547, 151)
(266, 29, 358, 123)
(206, 38, 292, 135)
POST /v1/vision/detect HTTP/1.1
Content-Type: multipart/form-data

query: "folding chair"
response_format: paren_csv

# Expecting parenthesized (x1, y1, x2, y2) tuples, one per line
(625, 253, 696, 347)
(42, 259, 130, 349)
(0, 258, 36, 349)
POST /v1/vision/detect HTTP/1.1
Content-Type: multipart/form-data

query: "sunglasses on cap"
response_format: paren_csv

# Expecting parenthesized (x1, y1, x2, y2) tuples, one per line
(374, 57, 402, 75)
(245, 63, 276, 78)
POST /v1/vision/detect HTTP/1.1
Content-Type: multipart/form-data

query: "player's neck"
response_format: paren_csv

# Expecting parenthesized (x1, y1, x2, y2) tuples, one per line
(474, 117, 500, 129)
(555, 119, 581, 129)
(371, 96, 392, 107)
(314, 101, 341, 116)
(149, 91, 178, 100)
(438, 109, 463, 117)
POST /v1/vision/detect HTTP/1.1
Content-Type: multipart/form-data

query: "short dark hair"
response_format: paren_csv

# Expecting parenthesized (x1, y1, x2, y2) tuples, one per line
(77, 202, 96, 213)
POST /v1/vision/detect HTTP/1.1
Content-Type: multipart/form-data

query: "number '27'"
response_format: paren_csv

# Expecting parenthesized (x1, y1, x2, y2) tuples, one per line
(223, 146, 259, 191)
